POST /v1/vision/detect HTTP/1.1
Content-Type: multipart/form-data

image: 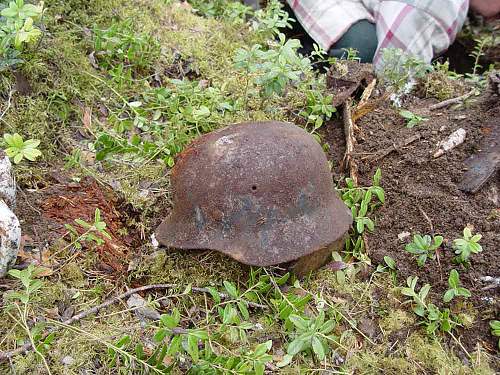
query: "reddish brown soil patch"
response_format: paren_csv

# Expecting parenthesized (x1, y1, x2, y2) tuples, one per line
(17, 174, 139, 273)
(323, 91, 499, 359)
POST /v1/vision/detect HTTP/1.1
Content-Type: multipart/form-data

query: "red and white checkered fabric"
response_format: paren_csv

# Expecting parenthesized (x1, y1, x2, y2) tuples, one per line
(286, 0, 469, 69)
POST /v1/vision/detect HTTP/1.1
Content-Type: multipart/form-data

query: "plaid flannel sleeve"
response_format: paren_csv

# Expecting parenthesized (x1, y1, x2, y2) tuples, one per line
(368, 0, 469, 70)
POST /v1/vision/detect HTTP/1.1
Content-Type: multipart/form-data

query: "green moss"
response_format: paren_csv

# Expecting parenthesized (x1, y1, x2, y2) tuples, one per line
(132, 249, 247, 287)
(380, 309, 415, 334)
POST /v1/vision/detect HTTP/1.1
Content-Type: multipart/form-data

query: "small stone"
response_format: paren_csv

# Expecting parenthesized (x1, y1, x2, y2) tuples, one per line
(61, 356, 75, 366)
(151, 234, 159, 248)
(127, 293, 161, 321)
(398, 231, 411, 241)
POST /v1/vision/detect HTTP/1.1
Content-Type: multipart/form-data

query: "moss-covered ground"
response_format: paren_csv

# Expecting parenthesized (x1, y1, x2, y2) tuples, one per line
(0, 0, 498, 373)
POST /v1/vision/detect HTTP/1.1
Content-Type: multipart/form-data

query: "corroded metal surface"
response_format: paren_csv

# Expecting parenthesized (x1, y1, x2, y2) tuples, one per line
(155, 121, 352, 266)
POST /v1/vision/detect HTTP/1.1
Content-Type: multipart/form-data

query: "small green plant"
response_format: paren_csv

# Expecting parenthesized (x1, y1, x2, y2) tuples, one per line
(401, 276, 431, 317)
(490, 320, 500, 350)
(0, 0, 44, 70)
(282, 310, 337, 363)
(234, 33, 311, 100)
(341, 47, 360, 62)
(425, 303, 456, 335)
(252, 0, 294, 36)
(443, 269, 471, 303)
(342, 168, 385, 235)
(376, 255, 397, 284)
(401, 276, 458, 335)
(452, 227, 482, 264)
(299, 88, 336, 131)
(6, 265, 53, 373)
(405, 234, 443, 266)
(65, 208, 112, 248)
(188, 0, 252, 23)
(93, 19, 160, 74)
(3, 133, 42, 163)
(378, 48, 430, 105)
(399, 110, 427, 128)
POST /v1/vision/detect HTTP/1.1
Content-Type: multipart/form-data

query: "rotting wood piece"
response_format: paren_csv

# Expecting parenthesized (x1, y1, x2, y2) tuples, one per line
(342, 99, 359, 185)
(326, 61, 375, 108)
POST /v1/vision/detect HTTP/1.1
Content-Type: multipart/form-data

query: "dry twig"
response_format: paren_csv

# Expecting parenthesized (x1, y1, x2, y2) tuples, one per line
(342, 99, 358, 185)
(429, 89, 475, 111)
(0, 283, 267, 362)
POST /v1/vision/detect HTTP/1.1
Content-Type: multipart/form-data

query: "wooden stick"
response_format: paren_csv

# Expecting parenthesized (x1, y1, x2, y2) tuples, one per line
(342, 99, 358, 185)
(0, 283, 267, 362)
(429, 90, 475, 111)
(356, 78, 377, 111)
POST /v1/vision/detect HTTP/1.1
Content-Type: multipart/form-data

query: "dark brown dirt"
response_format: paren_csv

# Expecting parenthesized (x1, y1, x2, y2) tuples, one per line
(322, 88, 499, 358)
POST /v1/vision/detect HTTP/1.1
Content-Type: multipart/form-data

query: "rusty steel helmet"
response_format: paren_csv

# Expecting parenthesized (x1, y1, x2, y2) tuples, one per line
(155, 121, 352, 266)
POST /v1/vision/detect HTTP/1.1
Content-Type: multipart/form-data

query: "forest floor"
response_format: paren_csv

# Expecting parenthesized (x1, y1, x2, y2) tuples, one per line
(0, 0, 498, 373)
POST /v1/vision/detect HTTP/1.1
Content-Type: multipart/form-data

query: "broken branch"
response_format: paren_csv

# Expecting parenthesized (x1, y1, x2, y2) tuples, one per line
(342, 99, 358, 185)
(429, 89, 475, 111)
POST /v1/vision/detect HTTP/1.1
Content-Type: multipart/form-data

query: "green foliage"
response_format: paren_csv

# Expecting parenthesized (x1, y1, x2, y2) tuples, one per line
(341, 47, 360, 62)
(401, 276, 458, 335)
(188, 0, 252, 23)
(281, 310, 337, 364)
(378, 48, 430, 100)
(376, 255, 397, 284)
(401, 276, 431, 318)
(94, 78, 238, 166)
(299, 88, 336, 131)
(234, 33, 311, 100)
(106, 279, 277, 373)
(452, 227, 482, 264)
(93, 19, 160, 77)
(405, 234, 443, 267)
(0, 0, 44, 70)
(6, 264, 43, 304)
(341, 168, 385, 235)
(3, 132, 42, 163)
(399, 110, 427, 128)
(443, 270, 471, 303)
(6, 265, 54, 369)
(251, 0, 294, 37)
(64, 208, 112, 249)
(490, 320, 500, 350)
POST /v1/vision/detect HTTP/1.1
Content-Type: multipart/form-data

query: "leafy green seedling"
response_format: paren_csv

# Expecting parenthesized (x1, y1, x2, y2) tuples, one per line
(399, 110, 427, 128)
(490, 320, 500, 350)
(6, 264, 53, 370)
(376, 255, 398, 284)
(3, 133, 42, 163)
(405, 234, 443, 266)
(425, 304, 456, 335)
(283, 310, 337, 363)
(452, 227, 482, 264)
(400, 276, 430, 317)
(443, 270, 471, 302)
(65, 208, 112, 248)
(6, 264, 43, 304)
(0, 0, 44, 70)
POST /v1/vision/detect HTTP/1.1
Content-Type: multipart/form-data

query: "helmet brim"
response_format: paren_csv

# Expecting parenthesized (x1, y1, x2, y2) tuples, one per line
(154, 193, 352, 266)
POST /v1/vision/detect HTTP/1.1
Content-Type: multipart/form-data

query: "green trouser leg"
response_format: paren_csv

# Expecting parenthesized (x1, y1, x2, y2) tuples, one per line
(328, 20, 378, 63)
